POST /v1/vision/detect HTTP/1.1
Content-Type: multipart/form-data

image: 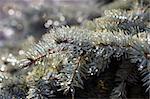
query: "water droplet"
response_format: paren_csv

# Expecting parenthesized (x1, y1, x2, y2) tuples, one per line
(60, 16, 65, 21)
(60, 83, 64, 86)
(19, 50, 25, 55)
(53, 21, 59, 26)
(0, 65, 6, 72)
(1, 57, 6, 61)
(95, 69, 98, 72)
(70, 88, 74, 92)
(8, 9, 15, 15)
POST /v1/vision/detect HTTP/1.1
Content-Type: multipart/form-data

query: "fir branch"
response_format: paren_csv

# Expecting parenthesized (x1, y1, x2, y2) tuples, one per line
(110, 82, 127, 99)
(128, 39, 150, 92)
(84, 9, 149, 35)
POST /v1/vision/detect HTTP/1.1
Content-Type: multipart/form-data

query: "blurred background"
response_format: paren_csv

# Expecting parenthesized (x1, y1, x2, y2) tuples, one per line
(0, 0, 105, 47)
